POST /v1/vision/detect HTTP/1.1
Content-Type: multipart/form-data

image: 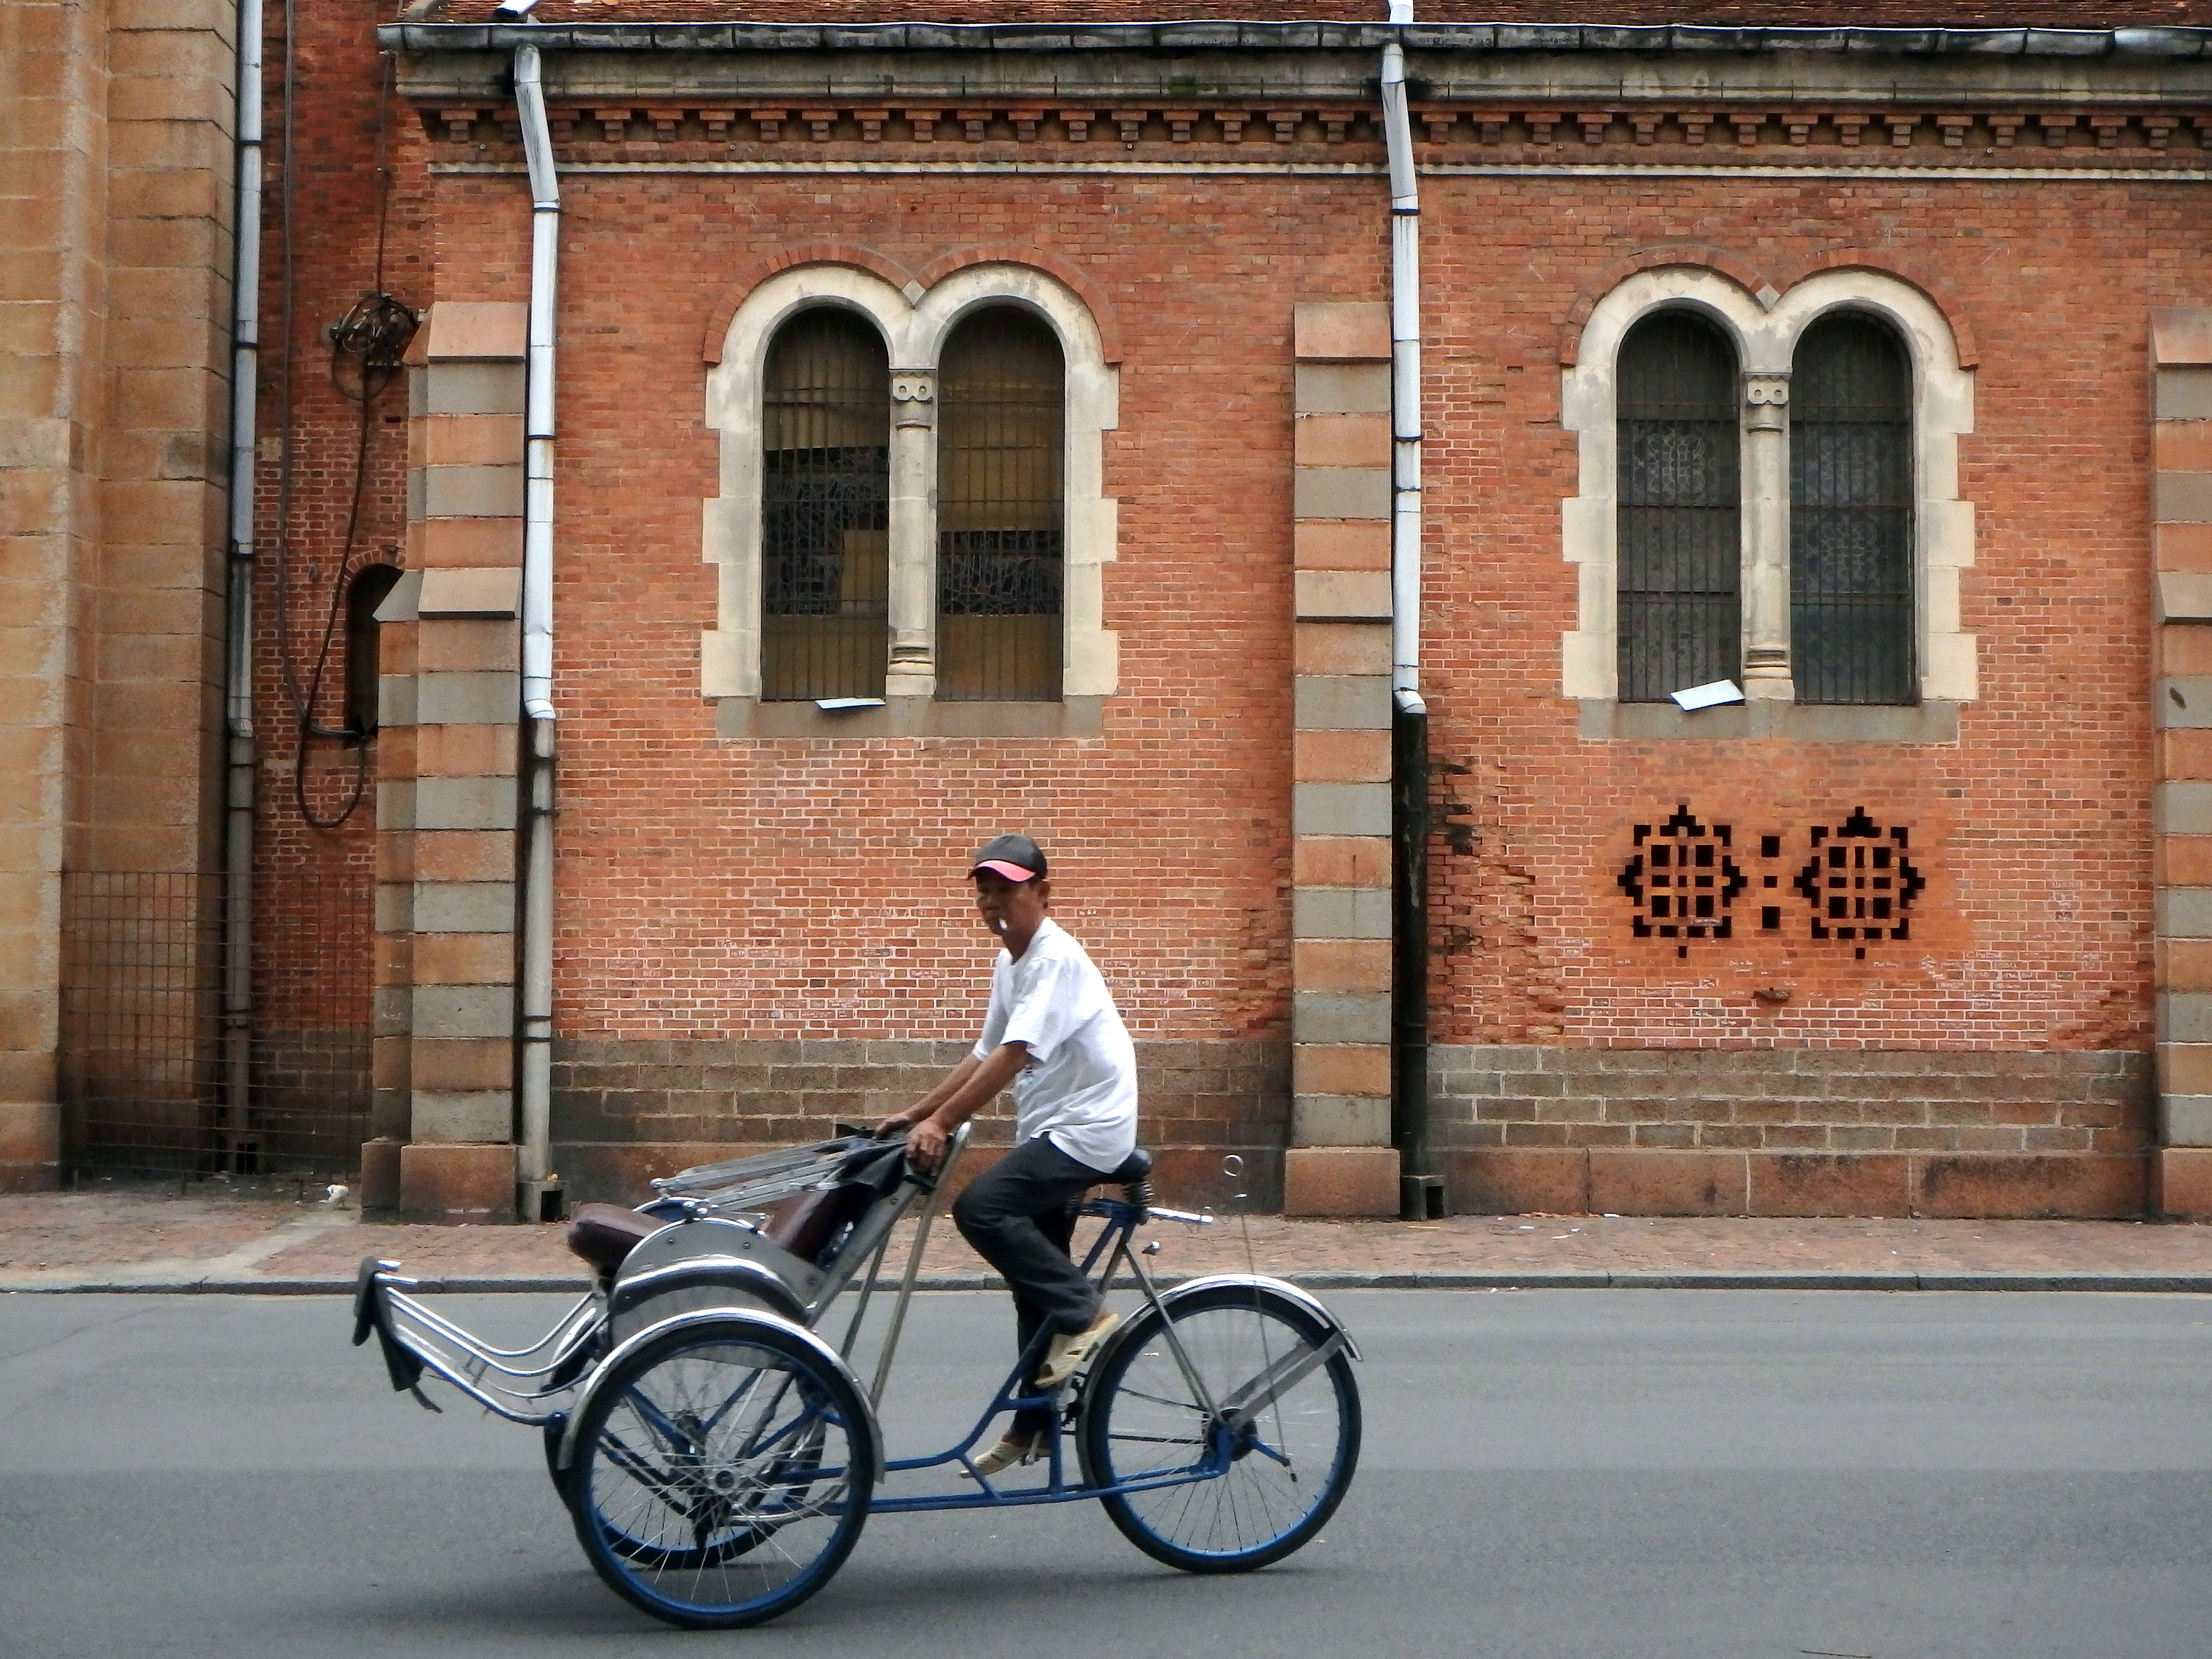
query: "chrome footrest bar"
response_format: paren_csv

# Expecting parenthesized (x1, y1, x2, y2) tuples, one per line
(356, 1262, 601, 1426)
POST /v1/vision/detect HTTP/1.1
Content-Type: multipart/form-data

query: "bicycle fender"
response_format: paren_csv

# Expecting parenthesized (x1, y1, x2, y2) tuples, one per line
(1129, 1274, 1362, 1363)
(556, 1305, 883, 1484)
(607, 1255, 809, 1327)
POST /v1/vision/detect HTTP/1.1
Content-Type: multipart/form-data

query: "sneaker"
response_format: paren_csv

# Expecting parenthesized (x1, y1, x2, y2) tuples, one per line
(962, 1430, 1040, 1479)
(1034, 1310, 1120, 1391)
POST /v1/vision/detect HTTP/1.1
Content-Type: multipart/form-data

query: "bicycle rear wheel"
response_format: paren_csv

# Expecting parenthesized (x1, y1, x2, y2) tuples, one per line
(1080, 1282, 1359, 1573)
(568, 1314, 873, 1629)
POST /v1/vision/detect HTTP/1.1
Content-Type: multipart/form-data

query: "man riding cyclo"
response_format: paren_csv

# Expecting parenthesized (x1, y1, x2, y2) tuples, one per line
(877, 832, 1135, 1477)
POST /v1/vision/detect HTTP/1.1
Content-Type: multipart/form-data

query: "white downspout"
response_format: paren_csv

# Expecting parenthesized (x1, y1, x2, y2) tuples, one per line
(1381, 5, 1438, 1216)
(514, 42, 559, 1216)
(220, 0, 265, 1167)
(1380, 7, 1422, 712)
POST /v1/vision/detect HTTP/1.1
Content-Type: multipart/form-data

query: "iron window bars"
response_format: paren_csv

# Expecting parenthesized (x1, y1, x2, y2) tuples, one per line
(760, 309, 891, 701)
(1616, 311, 1742, 703)
(1790, 313, 1915, 706)
(936, 308, 1065, 702)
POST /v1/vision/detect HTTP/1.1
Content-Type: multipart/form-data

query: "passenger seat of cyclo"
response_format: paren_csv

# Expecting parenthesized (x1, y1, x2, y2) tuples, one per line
(564, 1143, 908, 1279)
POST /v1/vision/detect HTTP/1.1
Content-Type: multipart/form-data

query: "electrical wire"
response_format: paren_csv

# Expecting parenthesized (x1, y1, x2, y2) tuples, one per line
(269, 39, 415, 830)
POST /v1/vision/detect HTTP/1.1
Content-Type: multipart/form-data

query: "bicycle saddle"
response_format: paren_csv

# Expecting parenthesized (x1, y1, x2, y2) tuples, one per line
(1104, 1148, 1152, 1185)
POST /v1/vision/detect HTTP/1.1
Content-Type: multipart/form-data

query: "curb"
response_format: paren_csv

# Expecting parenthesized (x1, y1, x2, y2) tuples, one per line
(10, 1269, 2212, 1294)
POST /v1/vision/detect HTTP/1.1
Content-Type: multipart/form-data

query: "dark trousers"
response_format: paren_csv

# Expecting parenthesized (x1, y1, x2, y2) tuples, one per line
(951, 1134, 1106, 1434)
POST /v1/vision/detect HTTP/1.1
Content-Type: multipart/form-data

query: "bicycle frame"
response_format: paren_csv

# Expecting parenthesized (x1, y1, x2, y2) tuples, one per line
(868, 1191, 1232, 1513)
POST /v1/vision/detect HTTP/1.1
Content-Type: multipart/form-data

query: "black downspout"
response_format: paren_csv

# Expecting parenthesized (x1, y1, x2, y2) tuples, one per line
(1392, 692, 1443, 1218)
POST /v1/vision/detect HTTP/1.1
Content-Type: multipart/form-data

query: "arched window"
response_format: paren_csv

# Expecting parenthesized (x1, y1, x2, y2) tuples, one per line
(760, 309, 890, 700)
(936, 308, 1065, 702)
(344, 563, 403, 742)
(1616, 312, 1741, 703)
(1791, 313, 1915, 705)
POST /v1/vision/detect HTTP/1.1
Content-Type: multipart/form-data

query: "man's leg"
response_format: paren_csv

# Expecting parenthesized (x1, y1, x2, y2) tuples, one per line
(1009, 1202, 1081, 1435)
(953, 1136, 1103, 1438)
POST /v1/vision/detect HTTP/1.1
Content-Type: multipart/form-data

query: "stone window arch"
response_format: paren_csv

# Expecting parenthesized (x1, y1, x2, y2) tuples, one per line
(1562, 264, 1974, 741)
(703, 262, 1118, 737)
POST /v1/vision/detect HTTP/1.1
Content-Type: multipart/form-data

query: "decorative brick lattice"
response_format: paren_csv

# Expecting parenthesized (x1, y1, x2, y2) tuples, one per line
(1618, 805, 1746, 957)
(1793, 807, 1925, 958)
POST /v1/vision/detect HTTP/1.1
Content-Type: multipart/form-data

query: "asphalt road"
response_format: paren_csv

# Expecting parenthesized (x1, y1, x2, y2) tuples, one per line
(4, 1288, 2210, 1658)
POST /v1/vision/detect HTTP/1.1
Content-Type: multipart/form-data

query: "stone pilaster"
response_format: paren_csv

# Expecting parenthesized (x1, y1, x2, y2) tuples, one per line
(1283, 302, 1399, 1216)
(379, 302, 527, 1220)
(886, 366, 937, 697)
(2151, 307, 2212, 1218)
(1740, 370, 1794, 697)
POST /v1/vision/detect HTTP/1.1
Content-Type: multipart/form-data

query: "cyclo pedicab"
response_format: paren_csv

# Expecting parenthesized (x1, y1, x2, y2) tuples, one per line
(351, 1124, 1363, 1628)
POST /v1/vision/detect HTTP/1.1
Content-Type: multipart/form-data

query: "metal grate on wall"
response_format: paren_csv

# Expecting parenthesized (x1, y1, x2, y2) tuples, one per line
(1790, 313, 1916, 706)
(937, 307, 1065, 702)
(760, 307, 891, 701)
(1616, 310, 1742, 704)
(60, 871, 365, 1180)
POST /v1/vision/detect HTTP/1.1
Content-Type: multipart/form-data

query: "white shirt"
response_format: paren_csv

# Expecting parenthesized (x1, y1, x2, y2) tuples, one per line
(972, 916, 1138, 1173)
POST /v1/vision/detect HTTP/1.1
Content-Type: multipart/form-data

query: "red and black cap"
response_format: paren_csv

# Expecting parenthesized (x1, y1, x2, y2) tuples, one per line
(969, 833, 1047, 883)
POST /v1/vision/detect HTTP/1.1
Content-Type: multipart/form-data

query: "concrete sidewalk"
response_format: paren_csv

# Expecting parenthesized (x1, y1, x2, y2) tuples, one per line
(11, 1185, 2212, 1294)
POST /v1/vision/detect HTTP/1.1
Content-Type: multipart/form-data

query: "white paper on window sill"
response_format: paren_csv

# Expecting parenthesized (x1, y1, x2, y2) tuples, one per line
(1670, 679, 1745, 711)
(815, 697, 887, 711)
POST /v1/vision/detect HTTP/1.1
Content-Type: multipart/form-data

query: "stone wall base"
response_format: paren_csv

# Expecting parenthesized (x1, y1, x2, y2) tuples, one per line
(551, 1036, 1289, 1210)
(1284, 1146, 1401, 1216)
(1431, 1046, 2152, 1157)
(398, 1142, 515, 1222)
(0, 1101, 60, 1192)
(1448, 1147, 2149, 1218)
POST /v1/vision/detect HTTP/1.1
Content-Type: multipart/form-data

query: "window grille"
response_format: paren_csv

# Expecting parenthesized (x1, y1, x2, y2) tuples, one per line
(1616, 312, 1742, 702)
(1791, 313, 1915, 705)
(761, 309, 890, 700)
(937, 308, 1064, 701)
(344, 564, 401, 742)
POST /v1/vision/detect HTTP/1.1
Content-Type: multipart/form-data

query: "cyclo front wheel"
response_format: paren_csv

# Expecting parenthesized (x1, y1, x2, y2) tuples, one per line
(1079, 1281, 1360, 1573)
(567, 1312, 874, 1629)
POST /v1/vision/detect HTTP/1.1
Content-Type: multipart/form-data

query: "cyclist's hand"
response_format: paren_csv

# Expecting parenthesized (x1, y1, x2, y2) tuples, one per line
(872, 1109, 913, 1140)
(906, 1118, 948, 1173)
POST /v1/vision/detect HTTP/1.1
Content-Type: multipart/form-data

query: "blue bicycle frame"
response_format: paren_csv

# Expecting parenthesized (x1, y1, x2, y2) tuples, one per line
(866, 1192, 1230, 1514)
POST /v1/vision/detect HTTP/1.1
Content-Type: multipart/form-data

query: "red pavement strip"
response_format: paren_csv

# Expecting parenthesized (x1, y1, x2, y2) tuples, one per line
(9, 1189, 2212, 1293)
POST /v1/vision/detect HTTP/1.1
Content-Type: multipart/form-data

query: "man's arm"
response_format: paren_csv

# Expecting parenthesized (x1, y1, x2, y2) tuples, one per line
(875, 1042, 1029, 1172)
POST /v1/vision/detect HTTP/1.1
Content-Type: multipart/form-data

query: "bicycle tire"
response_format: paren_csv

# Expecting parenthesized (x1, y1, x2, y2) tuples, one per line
(568, 1314, 873, 1629)
(1079, 1282, 1359, 1574)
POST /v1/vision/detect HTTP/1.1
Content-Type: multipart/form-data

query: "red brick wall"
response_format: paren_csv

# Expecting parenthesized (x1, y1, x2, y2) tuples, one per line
(401, 156, 2182, 1062)
(260, 15, 2202, 1211)
(248, 0, 427, 1114)
(415, 165, 1390, 1047)
(1417, 173, 2179, 1054)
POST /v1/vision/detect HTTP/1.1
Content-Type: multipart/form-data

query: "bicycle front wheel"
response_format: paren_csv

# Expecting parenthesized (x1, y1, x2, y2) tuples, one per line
(568, 1315, 873, 1629)
(1080, 1282, 1359, 1573)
